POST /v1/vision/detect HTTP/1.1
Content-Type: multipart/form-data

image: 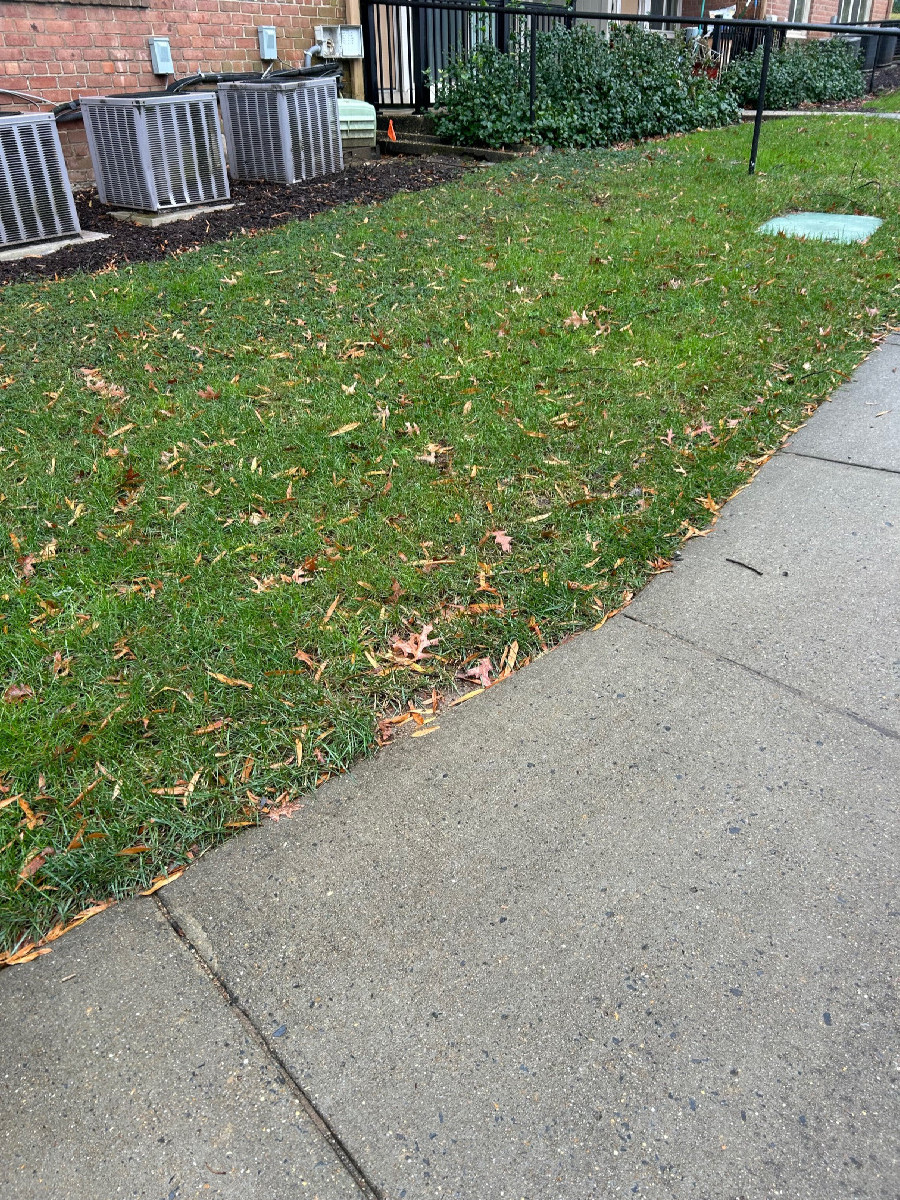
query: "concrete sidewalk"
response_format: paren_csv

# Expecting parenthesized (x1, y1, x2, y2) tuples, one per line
(2, 338, 898, 1200)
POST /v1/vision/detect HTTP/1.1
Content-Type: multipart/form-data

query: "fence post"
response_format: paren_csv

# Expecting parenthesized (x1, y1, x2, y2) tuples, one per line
(361, 0, 379, 106)
(869, 34, 879, 94)
(748, 23, 774, 175)
(529, 12, 537, 128)
(411, 0, 428, 111)
(711, 17, 721, 57)
(494, 0, 509, 54)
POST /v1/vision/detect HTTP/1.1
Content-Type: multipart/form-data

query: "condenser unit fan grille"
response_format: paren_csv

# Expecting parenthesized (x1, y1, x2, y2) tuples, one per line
(221, 86, 288, 183)
(296, 80, 343, 179)
(81, 94, 229, 212)
(0, 113, 81, 248)
(145, 99, 228, 207)
(219, 78, 343, 185)
(80, 101, 153, 211)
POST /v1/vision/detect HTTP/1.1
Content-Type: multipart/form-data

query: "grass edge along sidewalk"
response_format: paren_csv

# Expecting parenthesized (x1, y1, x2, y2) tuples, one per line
(1, 115, 898, 958)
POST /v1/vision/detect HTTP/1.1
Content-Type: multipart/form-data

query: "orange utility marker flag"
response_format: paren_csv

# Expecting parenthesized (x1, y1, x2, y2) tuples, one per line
(387, 119, 397, 142)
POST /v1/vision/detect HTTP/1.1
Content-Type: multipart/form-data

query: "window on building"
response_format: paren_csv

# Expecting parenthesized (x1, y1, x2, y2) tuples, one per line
(836, 0, 873, 23)
(785, 0, 810, 36)
(639, 0, 682, 32)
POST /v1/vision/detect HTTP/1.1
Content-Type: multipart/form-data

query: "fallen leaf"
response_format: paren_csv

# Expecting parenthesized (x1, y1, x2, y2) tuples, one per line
(1, 946, 53, 965)
(489, 530, 512, 553)
(447, 688, 486, 707)
(391, 623, 437, 662)
(139, 868, 186, 895)
(197, 386, 221, 400)
(18, 796, 43, 829)
(67, 821, 87, 850)
(563, 310, 590, 329)
(462, 657, 493, 688)
(78, 367, 126, 401)
(193, 719, 228, 735)
(3, 683, 34, 705)
(0, 899, 115, 966)
(321, 595, 341, 626)
(51, 651, 72, 678)
(330, 422, 360, 436)
(695, 494, 720, 514)
(118, 845, 151, 855)
(268, 800, 303, 822)
(648, 556, 673, 572)
(17, 847, 53, 885)
(208, 671, 253, 690)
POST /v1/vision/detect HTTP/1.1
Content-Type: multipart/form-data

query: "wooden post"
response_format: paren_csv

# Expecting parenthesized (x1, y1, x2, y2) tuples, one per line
(343, 0, 366, 99)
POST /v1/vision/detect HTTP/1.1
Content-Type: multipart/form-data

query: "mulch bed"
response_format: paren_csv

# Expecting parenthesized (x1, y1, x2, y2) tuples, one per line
(0, 154, 466, 288)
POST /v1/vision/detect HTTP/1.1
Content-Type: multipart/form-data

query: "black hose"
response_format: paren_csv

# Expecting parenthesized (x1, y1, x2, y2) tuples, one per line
(166, 63, 342, 93)
(52, 63, 343, 122)
(53, 100, 83, 123)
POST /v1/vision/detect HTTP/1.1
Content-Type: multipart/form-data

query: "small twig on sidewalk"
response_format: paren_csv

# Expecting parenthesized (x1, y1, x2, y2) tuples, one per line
(725, 558, 764, 576)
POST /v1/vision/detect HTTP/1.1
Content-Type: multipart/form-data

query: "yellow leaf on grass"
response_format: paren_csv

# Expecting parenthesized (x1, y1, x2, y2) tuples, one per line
(321, 595, 341, 626)
(208, 671, 253, 690)
(193, 719, 228, 735)
(329, 423, 360, 437)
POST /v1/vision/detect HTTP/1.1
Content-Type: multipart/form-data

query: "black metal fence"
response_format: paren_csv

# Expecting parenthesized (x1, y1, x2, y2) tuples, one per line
(360, 1, 802, 109)
(359, 0, 899, 172)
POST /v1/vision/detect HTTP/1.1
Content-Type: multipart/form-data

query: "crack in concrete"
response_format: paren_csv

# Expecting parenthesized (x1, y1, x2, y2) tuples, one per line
(622, 613, 900, 744)
(781, 449, 900, 477)
(153, 892, 383, 1200)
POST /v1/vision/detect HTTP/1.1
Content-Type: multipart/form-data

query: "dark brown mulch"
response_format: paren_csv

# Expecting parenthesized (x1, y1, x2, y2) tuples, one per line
(0, 155, 466, 288)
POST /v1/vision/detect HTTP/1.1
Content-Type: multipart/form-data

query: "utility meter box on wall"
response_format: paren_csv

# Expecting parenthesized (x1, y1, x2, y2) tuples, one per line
(148, 37, 174, 76)
(258, 26, 278, 61)
(314, 25, 364, 59)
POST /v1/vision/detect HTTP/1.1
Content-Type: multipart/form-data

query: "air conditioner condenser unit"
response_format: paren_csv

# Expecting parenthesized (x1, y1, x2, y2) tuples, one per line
(80, 92, 229, 212)
(0, 112, 81, 249)
(218, 78, 343, 185)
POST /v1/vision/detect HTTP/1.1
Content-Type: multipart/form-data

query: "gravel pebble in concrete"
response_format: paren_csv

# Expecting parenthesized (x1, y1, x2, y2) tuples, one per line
(0, 902, 360, 1200)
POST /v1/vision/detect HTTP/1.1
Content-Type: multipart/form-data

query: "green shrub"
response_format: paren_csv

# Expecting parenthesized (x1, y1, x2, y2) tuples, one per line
(724, 38, 865, 109)
(434, 25, 739, 149)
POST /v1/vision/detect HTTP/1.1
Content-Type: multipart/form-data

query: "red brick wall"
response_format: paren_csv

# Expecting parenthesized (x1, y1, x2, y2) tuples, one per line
(680, 0, 892, 19)
(0, 0, 345, 182)
(763, 0, 892, 21)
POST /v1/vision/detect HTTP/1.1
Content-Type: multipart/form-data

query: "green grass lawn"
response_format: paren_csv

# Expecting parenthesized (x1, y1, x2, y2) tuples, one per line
(2, 117, 898, 956)
(864, 88, 900, 112)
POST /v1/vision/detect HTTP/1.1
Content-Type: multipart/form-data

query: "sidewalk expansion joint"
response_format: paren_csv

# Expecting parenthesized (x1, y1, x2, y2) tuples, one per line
(780, 449, 900, 477)
(622, 613, 900, 744)
(153, 892, 383, 1199)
